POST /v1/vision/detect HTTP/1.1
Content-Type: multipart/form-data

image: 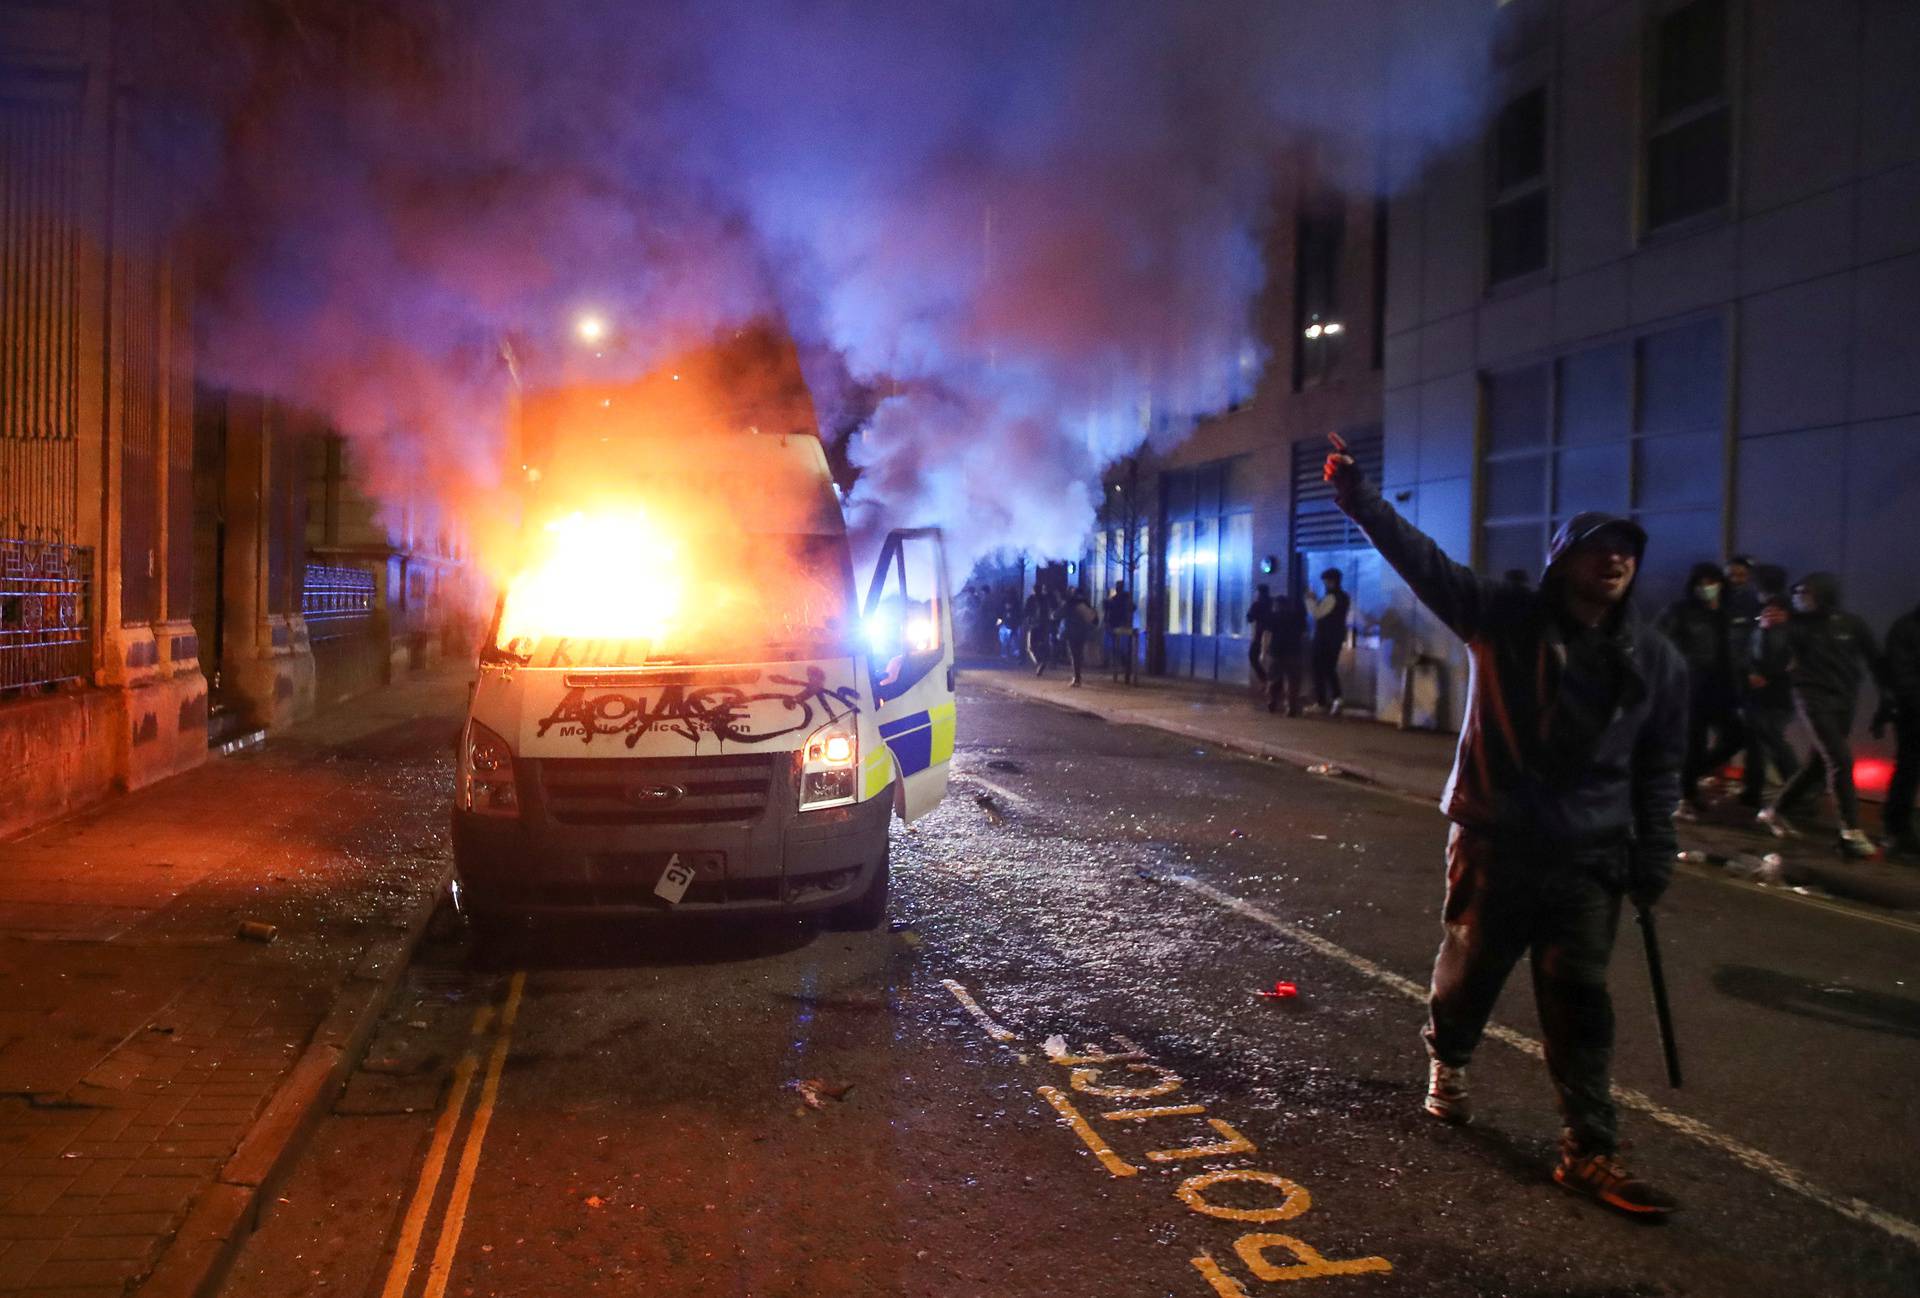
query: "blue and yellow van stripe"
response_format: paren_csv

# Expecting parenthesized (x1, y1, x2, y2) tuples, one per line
(874, 700, 958, 784)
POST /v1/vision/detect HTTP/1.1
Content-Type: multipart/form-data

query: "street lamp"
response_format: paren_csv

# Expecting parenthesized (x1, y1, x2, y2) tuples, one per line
(575, 313, 608, 344)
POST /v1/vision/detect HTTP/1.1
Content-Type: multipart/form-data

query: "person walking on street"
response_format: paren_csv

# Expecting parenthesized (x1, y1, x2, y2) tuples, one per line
(1023, 585, 1057, 677)
(1758, 573, 1888, 859)
(1741, 567, 1801, 809)
(1246, 585, 1275, 683)
(1261, 589, 1308, 716)
(1876, 600, 1920, 861)
(1325, 434, 1686, 1217)
(1104, 582, 1138, 685)
(1658, 563, 1746, 816)
(1309, 569, 1351, 714)
(1059, 588, 1098, 687)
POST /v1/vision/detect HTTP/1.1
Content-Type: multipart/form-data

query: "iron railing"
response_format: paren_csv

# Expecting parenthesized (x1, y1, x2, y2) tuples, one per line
(302, 562, 376, 641)
(0, 538, 92, 695)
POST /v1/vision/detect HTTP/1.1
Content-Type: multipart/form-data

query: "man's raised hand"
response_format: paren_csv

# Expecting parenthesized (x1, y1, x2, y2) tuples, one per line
(1323, 430, 1361, 499)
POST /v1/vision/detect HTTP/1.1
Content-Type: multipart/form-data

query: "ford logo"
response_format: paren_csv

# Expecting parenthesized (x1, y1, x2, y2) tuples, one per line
(628, 783, 686, 804)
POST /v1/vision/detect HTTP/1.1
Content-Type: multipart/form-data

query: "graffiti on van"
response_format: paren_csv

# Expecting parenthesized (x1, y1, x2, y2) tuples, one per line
(535, 667, 862, 748)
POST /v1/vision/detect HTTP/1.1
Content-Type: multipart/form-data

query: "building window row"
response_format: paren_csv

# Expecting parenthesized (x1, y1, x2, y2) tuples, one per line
(1487, 0, 1733, 288)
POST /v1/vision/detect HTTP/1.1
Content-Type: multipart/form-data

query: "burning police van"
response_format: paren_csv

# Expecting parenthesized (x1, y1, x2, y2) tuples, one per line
(451, 328, 954, 932)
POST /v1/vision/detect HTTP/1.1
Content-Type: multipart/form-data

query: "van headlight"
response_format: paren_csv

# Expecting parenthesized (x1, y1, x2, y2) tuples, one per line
(459, 719, 520, 817)
(798, 719, 858, 811)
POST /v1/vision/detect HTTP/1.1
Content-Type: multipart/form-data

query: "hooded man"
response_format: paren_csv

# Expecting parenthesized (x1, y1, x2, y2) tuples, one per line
(1325, 436, 1686, 1216)
(1658, 562, 1746, 815)
(1758, 573, 1887, 858)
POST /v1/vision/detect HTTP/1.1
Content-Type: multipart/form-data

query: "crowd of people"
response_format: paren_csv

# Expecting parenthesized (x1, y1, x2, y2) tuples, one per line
(1652, 557, 1919, 862)
(965, 553, 1918, 864)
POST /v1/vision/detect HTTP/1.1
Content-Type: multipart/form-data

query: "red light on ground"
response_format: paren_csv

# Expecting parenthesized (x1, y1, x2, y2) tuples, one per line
(1855, 758, 1892, 798)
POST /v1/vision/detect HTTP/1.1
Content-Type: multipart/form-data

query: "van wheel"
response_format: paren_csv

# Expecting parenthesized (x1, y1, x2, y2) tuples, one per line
(828, 846, 891, 931)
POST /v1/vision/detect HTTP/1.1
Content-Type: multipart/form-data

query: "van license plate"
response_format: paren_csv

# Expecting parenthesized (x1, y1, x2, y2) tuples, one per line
(654, 853, 697, 905)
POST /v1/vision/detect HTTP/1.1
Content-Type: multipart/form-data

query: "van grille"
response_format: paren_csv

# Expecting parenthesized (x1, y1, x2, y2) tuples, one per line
(535, 753, 781, 826)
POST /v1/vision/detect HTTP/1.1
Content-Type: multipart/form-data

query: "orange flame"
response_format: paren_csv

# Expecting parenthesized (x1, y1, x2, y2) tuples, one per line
(495, 507, 688, 652)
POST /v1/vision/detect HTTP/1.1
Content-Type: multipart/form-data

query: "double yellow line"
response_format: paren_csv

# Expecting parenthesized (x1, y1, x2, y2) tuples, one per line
(380, 971, 525, 1298)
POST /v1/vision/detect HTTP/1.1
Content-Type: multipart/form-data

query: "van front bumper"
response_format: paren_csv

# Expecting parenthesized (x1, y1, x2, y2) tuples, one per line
(451, 752, 890, 919)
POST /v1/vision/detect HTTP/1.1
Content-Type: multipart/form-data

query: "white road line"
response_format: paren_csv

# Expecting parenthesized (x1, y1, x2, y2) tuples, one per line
(971, 775, 1038, 811)
(1172, 873, 1920, 1252)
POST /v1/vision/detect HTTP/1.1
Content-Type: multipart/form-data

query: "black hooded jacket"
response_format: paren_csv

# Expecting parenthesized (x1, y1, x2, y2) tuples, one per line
(1337, 477, 1688, 892)
(1772, 573, 1884, 713)
(1886, 604, 1920, 715)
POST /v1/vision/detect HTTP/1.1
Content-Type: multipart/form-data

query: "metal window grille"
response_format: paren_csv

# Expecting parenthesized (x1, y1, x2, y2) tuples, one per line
(0, 538, 92, 694)
(302, 563, 376, 642)
(1291, 430, 1383, 551)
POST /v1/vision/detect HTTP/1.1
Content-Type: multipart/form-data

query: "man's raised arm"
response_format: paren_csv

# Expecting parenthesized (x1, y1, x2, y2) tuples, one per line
(1322, 435, 1495, 641)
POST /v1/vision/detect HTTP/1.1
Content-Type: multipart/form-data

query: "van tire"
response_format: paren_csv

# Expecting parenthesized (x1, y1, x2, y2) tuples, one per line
(828, 846, 891, 931)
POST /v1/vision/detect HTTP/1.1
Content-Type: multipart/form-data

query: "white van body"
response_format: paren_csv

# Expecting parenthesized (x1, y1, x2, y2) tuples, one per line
(451, 345, 954, 929)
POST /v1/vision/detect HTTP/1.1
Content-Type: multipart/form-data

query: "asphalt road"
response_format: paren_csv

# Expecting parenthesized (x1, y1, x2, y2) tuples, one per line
(220, 682, 1920, 1298)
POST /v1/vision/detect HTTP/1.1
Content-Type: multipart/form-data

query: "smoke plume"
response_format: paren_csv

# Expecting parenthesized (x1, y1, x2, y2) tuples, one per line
(154, 0, 1491, 575)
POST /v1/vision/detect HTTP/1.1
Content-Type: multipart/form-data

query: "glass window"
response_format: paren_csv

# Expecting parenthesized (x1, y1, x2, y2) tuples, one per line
(1638, 319, 1724, 435)
(1646, 0, 1730, 229)
(1293, 203, 1346, 389)
(1486, 454, 1548, 520)
(1634, 507, 1722, 601)
(1488, 86, 1549, 285)
(1483, 521, 1546, 581)
(1557, 344, 1631, 444)
(1486, 364, 1550, 451)
(1166, 520, 1194, 635)
(1219, 514, 1252, 639)
(1195, 517, 1220, 638)
(1635, 432, 1721, 509)
(1554, 442, 1631, 516)
(1166, 469, 1195, 521)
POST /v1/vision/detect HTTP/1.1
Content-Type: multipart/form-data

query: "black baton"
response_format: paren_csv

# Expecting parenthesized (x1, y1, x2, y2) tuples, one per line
(1634, 903, 1682, 1088)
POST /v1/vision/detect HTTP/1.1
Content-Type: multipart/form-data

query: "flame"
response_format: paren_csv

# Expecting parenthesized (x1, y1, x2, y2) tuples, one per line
(496, 508, 687, 651)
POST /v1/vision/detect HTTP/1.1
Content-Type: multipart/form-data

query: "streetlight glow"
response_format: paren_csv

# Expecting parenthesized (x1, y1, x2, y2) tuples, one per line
(575, 313, 607, 343)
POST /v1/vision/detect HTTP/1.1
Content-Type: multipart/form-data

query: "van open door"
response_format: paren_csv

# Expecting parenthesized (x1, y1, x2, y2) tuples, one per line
(863, 528, 956, 821)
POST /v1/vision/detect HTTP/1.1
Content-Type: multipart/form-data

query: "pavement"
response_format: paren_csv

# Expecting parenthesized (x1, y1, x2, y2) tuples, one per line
(964, 658, 1920, 914)
(0, 670, 465, 1298)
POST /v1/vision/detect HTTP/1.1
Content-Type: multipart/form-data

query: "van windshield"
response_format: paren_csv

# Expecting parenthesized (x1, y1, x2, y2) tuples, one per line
(490, 532, 856, 667)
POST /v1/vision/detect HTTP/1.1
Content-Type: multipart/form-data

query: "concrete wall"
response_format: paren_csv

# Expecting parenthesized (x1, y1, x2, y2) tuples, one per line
(1379, 0, 1920, 749)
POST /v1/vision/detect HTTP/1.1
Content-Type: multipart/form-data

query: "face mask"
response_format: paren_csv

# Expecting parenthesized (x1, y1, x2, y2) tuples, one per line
(1792, 592, 1816, 613)
(1697, 583, 1722, 604)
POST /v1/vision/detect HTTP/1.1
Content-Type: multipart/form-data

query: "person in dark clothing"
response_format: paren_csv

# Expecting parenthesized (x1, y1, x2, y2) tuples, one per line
(1325, 435, 1686, 1217)
(1059, 589, 1098, 687)
(1309, 569, 1351, 713)
(1260, 591, 1308, 715)
(1880, 602, 1920, 861)
(1740, 567, 1800, 808)
(1658, 563, 1746, 815)
(1103, 582, 1137, 685)
(1023, 587, 1056, 676)
(1758, 573, 1887, 858)
(1246, 585, 1275, 683)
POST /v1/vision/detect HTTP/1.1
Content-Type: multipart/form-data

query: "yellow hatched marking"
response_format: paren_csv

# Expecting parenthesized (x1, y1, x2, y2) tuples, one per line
(1038, 1085, 1139, 1178)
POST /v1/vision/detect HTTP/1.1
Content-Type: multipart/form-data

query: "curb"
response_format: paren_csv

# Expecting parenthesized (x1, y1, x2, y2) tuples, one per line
(968, 674, 1920, 915)
(138, 860, 456, 1298)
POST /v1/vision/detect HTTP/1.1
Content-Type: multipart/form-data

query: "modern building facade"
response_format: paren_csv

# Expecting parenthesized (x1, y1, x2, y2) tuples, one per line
(1083, 0, 1918, 783)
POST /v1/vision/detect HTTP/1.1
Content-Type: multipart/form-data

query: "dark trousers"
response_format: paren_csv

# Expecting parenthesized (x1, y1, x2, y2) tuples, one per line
(1027, 628, 1053, 674)
(1776, 701, 1860, 829)
(1265, 654, 1303, 715)
(1425, 825, 1624, 1157)
(1249, 638, 1267, 683)
(1107, 631, 1136, 684)
(1886, 713, 1920, 841)
(1064, 636, 1088, 684)
(1683, 680, 1746, 803)
(1311, 638, 1343, 707)
(1740, 703, 1801, 804)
